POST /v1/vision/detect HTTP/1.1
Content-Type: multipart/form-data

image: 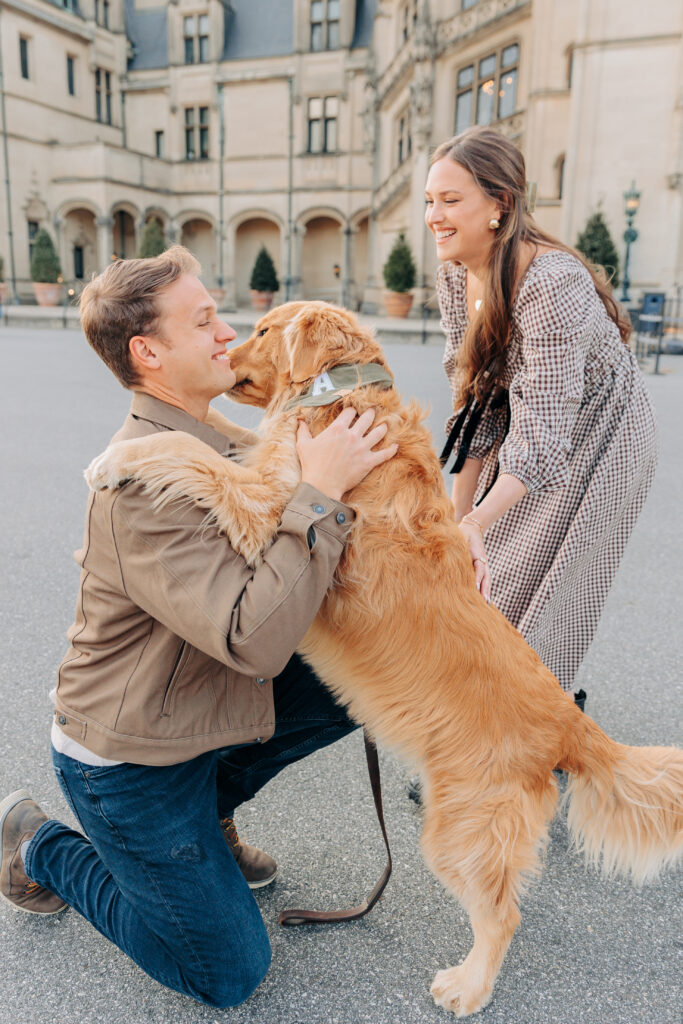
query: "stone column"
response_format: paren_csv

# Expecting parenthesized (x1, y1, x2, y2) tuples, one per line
(96, 216, 114, 273)
(341, 224, 357, 310)
(223, 222, 237, 311)
(52, 216, 65, 279)
(289, 224, 305, 300)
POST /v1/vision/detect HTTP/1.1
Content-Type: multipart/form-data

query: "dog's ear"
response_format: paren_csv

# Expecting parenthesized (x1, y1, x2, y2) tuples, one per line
(284, 305, 358, 383)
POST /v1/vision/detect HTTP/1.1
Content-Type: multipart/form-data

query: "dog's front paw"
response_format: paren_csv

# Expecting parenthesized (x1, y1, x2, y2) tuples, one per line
(84, 449, 131, 492)
(430, 965, 492, 1018)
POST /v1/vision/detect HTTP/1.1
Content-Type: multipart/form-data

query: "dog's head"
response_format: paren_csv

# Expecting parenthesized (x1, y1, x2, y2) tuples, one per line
(227, 301, 388, 409)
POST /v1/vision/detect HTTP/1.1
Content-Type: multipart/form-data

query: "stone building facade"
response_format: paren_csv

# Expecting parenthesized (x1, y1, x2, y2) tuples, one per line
(0, 0, 680, 310)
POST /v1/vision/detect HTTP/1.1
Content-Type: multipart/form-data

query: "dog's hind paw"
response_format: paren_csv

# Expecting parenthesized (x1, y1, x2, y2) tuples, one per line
(430, 966, 492, 1018)
(84, 449, 130, 492)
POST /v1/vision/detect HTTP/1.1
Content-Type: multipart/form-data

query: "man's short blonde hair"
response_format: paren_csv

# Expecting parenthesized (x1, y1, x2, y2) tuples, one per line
(80, 245, 201, 388)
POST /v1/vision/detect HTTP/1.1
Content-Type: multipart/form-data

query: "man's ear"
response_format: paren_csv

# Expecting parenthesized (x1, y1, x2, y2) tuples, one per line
(129, 335, 162, 373)
(284, 306, 354, 383)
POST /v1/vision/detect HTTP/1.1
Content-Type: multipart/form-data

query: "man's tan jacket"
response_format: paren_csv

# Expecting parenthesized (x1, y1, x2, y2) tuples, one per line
(54, 393, 354, 765)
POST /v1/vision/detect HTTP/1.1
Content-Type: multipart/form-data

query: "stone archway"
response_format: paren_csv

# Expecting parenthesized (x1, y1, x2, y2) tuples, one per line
(180, 217, 216, 285)
(300, 216, 343, 302)
(112, 208, 137, 260)
(234, 217, 281, 307)
(62, 208, 98, 282)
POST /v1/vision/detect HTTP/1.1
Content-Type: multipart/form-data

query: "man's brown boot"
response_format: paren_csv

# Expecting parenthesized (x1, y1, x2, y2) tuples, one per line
(0, 790, 67, 915)
(220, 818, 277, 889)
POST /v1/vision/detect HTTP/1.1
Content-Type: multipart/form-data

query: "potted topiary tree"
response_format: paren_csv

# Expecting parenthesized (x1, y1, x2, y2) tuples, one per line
(249, 246, 279, 311)
(136, 217, 167, 258)
(383, 232, 416, 317)
(575, 209, 620, 288)
(30, 228, 63, 306)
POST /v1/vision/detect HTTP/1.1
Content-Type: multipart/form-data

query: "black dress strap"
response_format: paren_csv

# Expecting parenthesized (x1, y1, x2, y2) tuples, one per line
(439, 387, 510, 478)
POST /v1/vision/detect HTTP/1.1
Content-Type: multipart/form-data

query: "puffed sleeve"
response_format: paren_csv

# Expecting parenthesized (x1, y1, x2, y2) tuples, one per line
(498, 260, 593, 493)
(437, 263, 507, 458)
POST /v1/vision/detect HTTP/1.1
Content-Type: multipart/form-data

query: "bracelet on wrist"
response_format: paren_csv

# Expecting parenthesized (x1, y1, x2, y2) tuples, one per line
(460, 512, 485, 536)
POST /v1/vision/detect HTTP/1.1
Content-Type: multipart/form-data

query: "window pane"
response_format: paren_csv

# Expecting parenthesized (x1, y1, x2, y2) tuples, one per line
(455, 89, 472, 134)
(199, 106, 209, 124)
(310, 23, 323, 50)
(501, 43, 519, 69)
(20, 38, 29, 79)
(309, 97, 323, 118)
(311, 0, 323, 19)
(463, 0, 479, 8)
(200, 126, 209, 159)
(184, 37, 194, 64)
(457, 65, 474, 88)
(497, 68, 517, 119)
(198, 14, 209, 34)
(185, 108, 194, 125)
(328, 0, 340, 16)
(155, 130, 164, 157)
(309, 119, 323, 153)
(67, 56, 75, 95)
(73, 245, 84, 280)
(325, 116, 337, 152)
(476, 79, 495, 125)
(479, 54, 496, 78)
(327, 20, 339, 49)
(184, 16, 194, 34)
(325, 96, 338, 116)
(199, 36, 209, 62)
(185, 128, 195, 159)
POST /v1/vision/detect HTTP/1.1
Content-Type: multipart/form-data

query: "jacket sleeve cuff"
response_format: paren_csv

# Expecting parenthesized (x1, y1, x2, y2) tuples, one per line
(284, 482, 356, 542)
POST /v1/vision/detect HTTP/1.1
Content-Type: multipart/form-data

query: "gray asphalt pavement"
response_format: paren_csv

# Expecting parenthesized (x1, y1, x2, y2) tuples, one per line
(0, 326, 681, 1024)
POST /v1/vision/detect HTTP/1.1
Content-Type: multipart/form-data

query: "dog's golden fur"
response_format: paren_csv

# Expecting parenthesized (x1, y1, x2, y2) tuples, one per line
(86, 301, 683, 1017)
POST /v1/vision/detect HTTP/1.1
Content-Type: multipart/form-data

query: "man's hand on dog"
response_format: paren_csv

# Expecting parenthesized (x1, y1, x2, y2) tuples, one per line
(297, 407, 398, 501)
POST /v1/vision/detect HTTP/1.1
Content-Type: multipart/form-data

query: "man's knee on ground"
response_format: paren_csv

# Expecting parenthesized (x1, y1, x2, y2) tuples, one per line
(193, 929, 271, 1008)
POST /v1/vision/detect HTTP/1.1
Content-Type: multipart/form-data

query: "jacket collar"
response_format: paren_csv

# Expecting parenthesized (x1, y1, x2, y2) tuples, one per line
(129, 391, 235, 455)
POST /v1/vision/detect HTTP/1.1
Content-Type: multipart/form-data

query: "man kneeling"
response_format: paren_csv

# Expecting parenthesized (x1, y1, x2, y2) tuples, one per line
(0, 247, 395, 1006)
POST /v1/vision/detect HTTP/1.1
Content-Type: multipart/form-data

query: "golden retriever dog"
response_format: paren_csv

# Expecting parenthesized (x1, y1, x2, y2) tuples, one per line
(85, 301, 683, 1018)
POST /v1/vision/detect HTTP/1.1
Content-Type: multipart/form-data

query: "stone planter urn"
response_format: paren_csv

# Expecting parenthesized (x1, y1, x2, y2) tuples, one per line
(32, 282, 62, 306)
(383, 291, 414, 318)
(250, 290, 273, 312)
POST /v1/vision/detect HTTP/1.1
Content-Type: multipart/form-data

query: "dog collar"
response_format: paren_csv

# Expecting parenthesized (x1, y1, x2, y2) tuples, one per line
(284, 363, 394, 411)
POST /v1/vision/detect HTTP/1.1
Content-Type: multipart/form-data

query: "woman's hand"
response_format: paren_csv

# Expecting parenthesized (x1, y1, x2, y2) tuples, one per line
(457, 520, 491, 603)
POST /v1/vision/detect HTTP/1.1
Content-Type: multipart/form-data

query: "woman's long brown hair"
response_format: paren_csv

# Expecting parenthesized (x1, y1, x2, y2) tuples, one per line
(431, 127, 631, 407)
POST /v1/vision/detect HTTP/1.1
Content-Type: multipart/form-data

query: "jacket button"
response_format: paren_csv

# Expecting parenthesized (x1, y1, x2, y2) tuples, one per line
(254, 737, 262, 743)
(336, 512, 346, 524)
(312, 503, 325, 514)
(57, 715, 67, 726)
(255, 677, 266, 685)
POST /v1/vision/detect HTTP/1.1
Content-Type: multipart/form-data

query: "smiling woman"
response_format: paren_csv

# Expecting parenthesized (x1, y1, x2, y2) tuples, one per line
(426, 126, 657, 705)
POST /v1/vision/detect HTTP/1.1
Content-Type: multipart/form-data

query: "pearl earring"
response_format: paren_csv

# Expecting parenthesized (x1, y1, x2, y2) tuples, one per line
(488, 218, 500, 230)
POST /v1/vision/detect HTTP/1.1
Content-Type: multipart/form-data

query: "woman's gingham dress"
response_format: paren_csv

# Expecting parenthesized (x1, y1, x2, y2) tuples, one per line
(437, 251, 657, 691)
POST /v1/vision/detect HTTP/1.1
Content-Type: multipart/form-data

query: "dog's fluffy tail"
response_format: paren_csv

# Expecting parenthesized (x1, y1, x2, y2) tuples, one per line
(561, 715, 683, 885)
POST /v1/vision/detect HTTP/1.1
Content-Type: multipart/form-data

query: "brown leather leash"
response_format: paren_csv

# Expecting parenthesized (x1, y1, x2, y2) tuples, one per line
(279, 729, 392, 926)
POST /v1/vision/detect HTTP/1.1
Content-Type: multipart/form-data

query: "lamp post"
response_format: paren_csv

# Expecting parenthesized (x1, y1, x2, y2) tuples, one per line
(620, 180, 640, 303)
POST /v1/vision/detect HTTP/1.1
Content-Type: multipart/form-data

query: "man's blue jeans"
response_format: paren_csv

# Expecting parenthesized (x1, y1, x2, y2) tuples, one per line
(25, 655, 357, 1007)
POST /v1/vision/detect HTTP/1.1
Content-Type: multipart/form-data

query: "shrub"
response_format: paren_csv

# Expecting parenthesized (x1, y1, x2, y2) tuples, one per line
(30, 229, 62, 283)
(136, 218, 167, 258)
(383, 233, 416, 293)
(249, 246, 279, 292)
(575, 210, 620, 287)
